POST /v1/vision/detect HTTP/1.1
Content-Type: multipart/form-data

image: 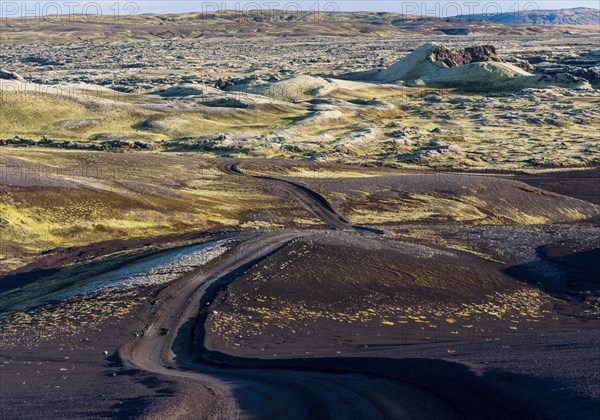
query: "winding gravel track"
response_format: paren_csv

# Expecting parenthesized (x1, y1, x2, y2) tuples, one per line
(120, 230, 460, 419)
(220, 162, 384, 234)
(117, 163, 467, 418)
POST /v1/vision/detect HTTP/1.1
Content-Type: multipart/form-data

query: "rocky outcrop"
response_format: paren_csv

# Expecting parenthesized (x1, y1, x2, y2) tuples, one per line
(344, 43, 590, 89)
(214, 78, 233, 90)
(0, 68, 24, 82)
(535, 73, 590, 87)
(433, 46, 534, 72)
(0, 136, 155, 150)
(433, 45, 504, 67)
(404, 143, 462, 163)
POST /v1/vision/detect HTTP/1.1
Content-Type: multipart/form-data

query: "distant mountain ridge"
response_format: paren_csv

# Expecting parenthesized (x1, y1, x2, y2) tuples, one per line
(1, 9, 597, 44)
(455, 7, 599, 25)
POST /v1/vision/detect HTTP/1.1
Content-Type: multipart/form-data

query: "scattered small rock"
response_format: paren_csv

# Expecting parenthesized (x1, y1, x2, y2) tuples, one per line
(215, 78, 233, 90)
(0, 68, 25, 81)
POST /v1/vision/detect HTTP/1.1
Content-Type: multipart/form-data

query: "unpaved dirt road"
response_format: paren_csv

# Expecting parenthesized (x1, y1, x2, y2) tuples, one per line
(220, 162, 383, 234)
(119, 171, 456, 419)
(120, 230, 462, 419)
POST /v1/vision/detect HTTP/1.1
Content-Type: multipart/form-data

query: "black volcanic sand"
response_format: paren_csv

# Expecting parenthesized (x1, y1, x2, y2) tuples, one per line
(199, 230, 599, 419)
(2, 276, 597, 418)
(204, 231, 598, 356)
(514, 167, 600, 205)
(197, 228, 598, 419)
(1, 161, 599, 419)
(0, 293, 230, 419)
(240, 160, 600, 222)
(287, 172, 598, 224)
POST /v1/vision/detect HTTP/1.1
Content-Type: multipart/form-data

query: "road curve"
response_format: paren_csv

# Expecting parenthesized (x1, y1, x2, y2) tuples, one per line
(120, 231, 460, 419)
(117, 163, 465, 418)
(219, 162, 383, 234)
(120, 231, 302, 417)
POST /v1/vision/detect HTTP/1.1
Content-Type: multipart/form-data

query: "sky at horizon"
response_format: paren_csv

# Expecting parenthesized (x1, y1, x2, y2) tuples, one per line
(1, 1, 599, 18)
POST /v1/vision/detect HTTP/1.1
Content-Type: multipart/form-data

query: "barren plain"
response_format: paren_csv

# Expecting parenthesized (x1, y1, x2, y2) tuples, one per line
(1, 8, 599, 420)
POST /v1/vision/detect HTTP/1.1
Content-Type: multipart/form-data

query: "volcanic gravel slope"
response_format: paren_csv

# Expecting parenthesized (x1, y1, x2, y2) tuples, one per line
(1, 158, 599, 419)
(1, 8, 600, 418)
